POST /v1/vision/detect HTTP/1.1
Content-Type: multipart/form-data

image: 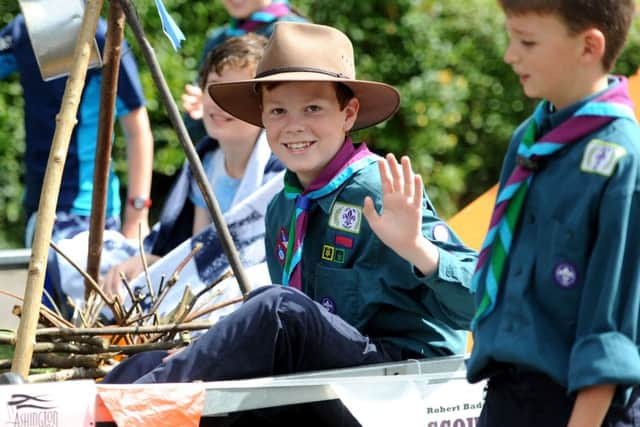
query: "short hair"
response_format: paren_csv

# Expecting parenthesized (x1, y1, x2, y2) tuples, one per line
(497, 0, 636, 71)
(257, 82, 355, 111)
(198, 33, 269, 90)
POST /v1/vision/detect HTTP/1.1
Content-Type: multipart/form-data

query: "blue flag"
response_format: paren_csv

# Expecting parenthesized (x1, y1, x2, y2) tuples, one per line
(154, 0, 186, 51)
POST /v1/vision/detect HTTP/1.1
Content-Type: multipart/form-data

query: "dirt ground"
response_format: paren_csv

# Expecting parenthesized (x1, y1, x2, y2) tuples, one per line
(0, 268, 27, 332)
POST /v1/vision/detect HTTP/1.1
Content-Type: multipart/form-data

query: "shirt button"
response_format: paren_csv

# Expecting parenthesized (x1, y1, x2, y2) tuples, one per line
(514, 266, 523, 276)
(529, 214, 536, 224)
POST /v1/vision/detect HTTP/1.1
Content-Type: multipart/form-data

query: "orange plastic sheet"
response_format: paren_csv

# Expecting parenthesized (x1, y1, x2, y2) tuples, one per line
(447, 185, 498, 251)
(630, 69, 640, 121)
(96, 382, 205, 427)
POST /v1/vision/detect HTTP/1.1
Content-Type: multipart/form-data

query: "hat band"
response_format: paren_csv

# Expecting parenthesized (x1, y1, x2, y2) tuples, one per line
(255, 66, 350, 79)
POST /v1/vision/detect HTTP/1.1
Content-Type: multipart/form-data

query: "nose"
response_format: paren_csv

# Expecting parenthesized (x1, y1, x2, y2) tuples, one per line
(283, 112, 306, 134)
(503, 41, 518, 65)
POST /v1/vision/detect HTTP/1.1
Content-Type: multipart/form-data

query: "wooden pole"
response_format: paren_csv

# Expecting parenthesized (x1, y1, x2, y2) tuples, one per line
(117, 0, 253, 296)
(85, 1, 127, 296)
(11, 0, 105, 378)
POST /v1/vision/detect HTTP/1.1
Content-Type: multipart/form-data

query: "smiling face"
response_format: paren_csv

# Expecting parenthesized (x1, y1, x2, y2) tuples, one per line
(503, 12, 589, 109)
(222, 0, 271, 19)
(203, 65, 261, 150)
(261, 81, 359, 188)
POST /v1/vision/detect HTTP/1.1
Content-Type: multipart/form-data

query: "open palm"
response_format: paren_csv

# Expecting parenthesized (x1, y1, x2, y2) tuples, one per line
(363, 154, 424, 258)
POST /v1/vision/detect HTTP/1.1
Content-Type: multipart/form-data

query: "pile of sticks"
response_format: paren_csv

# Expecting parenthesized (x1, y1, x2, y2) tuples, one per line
(0, 240, 242, 382)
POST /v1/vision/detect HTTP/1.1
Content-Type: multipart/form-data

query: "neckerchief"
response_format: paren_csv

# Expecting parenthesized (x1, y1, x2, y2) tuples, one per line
(225, 1, 292, 37)
(281, 138, 376, 289)
(471, 77, 638, 327)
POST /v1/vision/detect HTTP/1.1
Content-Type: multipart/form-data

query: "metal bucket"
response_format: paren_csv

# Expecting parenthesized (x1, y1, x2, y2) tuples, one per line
(18, 0, 102, 81)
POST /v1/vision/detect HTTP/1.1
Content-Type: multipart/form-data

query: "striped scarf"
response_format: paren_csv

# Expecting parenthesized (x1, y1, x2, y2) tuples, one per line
(281, 139, 376, 289)
(471, 77, 637, 327)
(225, 0, 292, 37)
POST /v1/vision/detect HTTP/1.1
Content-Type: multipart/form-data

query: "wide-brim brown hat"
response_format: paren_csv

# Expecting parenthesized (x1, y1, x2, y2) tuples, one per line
(207, 22, 400, 131)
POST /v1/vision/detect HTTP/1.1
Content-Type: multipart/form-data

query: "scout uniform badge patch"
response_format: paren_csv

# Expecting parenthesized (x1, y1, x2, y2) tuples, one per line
(329, 202, 362, 234)
(275, 227, 288, 265)
(580, 139, 626, 177)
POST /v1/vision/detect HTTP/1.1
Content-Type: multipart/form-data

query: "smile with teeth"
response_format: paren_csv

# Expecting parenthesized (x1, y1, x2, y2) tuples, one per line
(284, 141, 316, 151)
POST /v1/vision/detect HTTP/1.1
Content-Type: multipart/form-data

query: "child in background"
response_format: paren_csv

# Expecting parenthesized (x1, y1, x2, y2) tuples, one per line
(182, 0, 307, 142)
(464, 1, 640, 426)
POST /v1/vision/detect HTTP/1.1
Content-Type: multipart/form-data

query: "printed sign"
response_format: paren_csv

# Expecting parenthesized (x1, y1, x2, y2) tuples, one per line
(0, 380, 96, 427)
(332, 376, 485, 427)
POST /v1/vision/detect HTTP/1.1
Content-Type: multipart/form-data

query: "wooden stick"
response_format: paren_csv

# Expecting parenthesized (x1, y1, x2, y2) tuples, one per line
(28, 366, 112, 383)
(117, 0, 252, 297)
(50, 241, 115, 308)
(86, 0, 127, 297)
(11, 0, 105, 378)
(0, 289, 74, 328)
(183, 296, 243, 323)
(35, 322, 213, 337)
(138, 223, 154, 300)
(35, 353, 106, 369)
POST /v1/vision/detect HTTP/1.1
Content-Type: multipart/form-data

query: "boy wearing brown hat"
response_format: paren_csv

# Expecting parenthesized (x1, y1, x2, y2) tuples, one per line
(105, 22, 476, 397)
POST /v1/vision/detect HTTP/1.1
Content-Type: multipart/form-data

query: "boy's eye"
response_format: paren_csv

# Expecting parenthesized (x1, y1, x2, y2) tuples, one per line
(306, 105, 321, 112)
(521, 40, 536, 47)
(270, 107, 285, 115)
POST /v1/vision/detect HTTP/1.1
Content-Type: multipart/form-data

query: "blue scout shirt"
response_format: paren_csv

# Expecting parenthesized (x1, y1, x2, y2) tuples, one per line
(265, 159, 477, 357)
(0, 15, 147, 219)
(467, 80, 640, 395)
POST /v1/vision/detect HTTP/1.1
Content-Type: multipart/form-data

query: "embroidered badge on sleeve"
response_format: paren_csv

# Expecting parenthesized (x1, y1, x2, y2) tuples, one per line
(580, 139, 627, 177)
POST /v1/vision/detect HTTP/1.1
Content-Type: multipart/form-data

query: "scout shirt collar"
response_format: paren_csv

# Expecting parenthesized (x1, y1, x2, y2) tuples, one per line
(540, 76, 622, 135)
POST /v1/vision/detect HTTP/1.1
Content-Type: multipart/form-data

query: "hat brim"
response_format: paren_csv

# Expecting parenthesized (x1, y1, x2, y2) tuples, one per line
(207, 72, 400, 131)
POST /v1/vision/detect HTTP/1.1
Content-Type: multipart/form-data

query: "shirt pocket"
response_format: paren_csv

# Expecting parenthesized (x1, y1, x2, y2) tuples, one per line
(533, 217, 588, 323)
(312, 264, 362, 327)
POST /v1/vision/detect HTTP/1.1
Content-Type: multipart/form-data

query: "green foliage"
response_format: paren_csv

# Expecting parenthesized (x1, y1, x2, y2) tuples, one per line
(0, 0, 639, 247)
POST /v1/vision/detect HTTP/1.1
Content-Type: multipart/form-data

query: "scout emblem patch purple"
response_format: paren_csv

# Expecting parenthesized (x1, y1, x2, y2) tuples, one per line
(553, 262, 578, 288)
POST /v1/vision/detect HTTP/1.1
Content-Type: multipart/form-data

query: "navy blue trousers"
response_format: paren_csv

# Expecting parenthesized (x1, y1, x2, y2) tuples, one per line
(478, 369, 640, 427)
(103, 285, 403, 426)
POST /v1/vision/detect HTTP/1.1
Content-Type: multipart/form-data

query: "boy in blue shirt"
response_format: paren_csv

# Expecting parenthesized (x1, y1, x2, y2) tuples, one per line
(0, 15, 154, 244)
(460, 1, 640, 426)
(105, 22, 476, 402)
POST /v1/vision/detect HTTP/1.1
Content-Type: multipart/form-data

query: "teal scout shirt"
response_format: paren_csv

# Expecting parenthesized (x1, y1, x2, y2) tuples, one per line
(467, 80, 640, 395)
(265, 159, 477, 357)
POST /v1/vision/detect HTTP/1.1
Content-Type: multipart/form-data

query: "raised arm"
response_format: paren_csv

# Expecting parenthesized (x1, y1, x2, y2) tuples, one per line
(363, 153, 440, 275)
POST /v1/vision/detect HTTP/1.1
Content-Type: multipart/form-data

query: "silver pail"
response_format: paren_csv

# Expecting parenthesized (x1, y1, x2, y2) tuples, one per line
(18, 0, 102, 81)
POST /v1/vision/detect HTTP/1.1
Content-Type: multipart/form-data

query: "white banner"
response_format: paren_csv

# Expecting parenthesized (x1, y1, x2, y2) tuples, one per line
(332, 376, 485, 427)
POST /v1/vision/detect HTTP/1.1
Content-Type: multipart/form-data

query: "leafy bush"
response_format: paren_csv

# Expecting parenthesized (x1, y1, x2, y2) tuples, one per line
(0, 0, 638, 247)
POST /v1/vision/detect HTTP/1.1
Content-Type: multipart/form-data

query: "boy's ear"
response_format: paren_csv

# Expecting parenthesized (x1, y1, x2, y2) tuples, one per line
(580, 28, 606, 66)
(342, 97, 360, 133)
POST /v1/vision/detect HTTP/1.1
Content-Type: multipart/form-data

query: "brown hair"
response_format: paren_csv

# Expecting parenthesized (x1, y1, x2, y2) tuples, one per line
(498, 0, 636, 71)
(257, 82, 355, 110)
(198, 33, 269, 90)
